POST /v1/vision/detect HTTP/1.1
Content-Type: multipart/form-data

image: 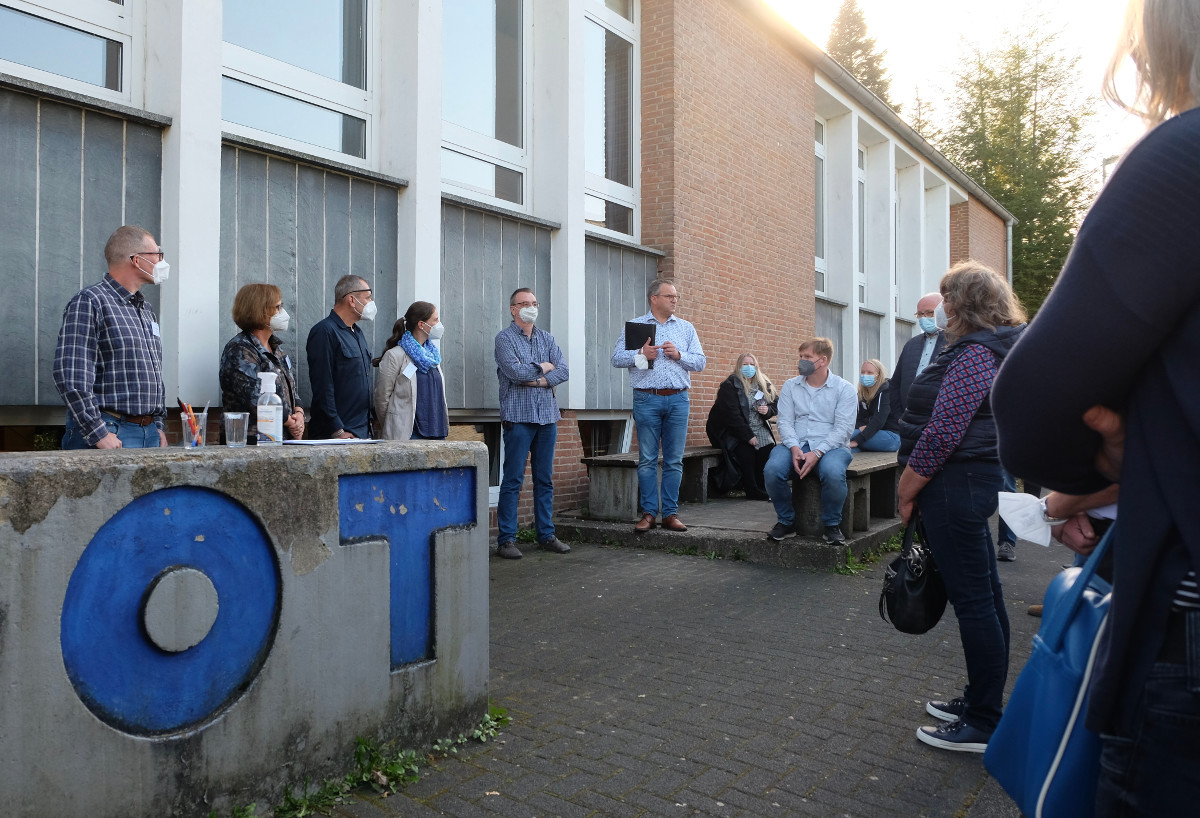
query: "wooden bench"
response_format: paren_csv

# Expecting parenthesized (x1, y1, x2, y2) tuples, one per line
(790, 450, 900, 537)
(582, 446, 722, 520)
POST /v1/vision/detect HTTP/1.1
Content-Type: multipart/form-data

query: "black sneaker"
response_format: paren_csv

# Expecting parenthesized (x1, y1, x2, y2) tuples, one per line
(926, 697, 967, 722)
(916, 719, 992, 753)
(822, 525, 846, 544)
(997, 542, 1016, 561)
(767, 522, 796, 541)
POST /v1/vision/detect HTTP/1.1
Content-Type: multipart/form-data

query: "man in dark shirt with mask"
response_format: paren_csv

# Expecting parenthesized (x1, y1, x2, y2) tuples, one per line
(306, 274, 375, 439)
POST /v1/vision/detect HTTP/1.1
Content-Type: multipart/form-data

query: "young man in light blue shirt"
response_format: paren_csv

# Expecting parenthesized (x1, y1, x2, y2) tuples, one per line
(764, 338, 857, 543)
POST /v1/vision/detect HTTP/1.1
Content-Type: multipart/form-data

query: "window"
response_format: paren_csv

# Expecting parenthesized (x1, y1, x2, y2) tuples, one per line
(584, 2, 637, 237)
(814, 118, 827, 294)
(0, 2, 131, 98)
(441, 0, 526, 206)
(222, 0, 372, 163)
(578, 418, 630, 458)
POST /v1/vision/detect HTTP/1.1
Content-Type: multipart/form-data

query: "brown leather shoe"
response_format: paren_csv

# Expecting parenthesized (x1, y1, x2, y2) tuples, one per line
(662, 514, 687, 532)
(634, 512, 656, 533)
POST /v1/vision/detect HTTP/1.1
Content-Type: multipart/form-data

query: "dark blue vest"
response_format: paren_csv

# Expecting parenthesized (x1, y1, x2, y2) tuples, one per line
(898, 324, 1024, 465)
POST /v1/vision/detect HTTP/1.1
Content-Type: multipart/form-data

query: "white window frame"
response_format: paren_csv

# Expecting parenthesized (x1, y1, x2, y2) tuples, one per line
(583, 0, 639, 241)
(0, 0, 136, 104)
(220, 2, 379, 169)
(440, 0, 532, 211)
(814, 116, 827, 295)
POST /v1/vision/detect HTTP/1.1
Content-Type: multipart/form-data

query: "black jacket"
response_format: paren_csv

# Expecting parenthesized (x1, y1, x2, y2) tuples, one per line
(887, 331, 946, 429)
(306, 311, 373, 438)
(899, 325, 1024, 465)
(851, 384, 891, 446)
(706, 375, 776, 447)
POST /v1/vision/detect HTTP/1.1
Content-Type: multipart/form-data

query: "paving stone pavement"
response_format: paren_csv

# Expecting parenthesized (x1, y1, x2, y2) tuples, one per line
(337, 522, 1062, 818)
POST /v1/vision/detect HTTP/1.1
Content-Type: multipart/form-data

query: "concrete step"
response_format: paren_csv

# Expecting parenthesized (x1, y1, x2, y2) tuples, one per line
(555, 497, 903, 571)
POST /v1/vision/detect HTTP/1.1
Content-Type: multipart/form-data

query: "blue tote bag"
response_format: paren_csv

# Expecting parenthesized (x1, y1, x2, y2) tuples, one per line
(984, 525, 1114, 818)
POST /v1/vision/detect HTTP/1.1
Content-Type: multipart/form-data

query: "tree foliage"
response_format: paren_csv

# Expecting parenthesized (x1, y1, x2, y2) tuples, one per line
(939, 27, 1093, 313)
(826, 0, 896, 110)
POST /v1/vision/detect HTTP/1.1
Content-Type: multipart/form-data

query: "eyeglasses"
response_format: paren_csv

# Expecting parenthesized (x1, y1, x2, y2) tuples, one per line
(513, 301, 538, 308)
(655, 293, 680, 300)
(349, 289, 373, 298)
(131, 251, 165, 263)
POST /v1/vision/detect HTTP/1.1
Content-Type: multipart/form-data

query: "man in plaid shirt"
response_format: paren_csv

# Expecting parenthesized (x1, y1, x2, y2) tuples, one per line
(493, 288, 570, 559)
(54, 225, 169, 449)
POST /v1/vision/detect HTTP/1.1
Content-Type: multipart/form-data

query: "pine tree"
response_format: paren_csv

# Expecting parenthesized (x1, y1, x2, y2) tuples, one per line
(827, 0, 895, 110)
(909, 87, 941, 144)
(939, 27, 1093, 313)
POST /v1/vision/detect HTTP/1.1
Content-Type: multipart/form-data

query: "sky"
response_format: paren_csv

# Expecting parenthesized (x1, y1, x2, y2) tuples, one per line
(763, 0, 1146, 175)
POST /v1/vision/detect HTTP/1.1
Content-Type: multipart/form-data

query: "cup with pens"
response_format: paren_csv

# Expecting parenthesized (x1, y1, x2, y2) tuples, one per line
(178, 400, 208, 450)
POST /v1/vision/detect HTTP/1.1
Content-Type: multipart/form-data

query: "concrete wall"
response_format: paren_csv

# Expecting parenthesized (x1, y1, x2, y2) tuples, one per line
(0, 442, 489, 817)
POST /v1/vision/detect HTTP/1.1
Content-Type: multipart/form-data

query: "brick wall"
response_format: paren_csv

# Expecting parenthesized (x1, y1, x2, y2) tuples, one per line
(949, 196, 1008, 275)
(490, 410, 588, 538)
(642, 0, 816, 448)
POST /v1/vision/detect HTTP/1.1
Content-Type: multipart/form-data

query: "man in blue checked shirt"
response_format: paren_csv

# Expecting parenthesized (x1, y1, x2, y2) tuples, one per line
(494, 288, 570, 559)
(54, 225, 169, 449)
(611, 279, 706, 533)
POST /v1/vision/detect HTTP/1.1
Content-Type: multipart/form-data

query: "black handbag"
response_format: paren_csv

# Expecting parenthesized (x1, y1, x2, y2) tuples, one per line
(879, 514, 948, 634)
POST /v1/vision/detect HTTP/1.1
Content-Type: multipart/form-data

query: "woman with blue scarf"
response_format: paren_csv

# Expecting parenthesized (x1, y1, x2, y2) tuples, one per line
(373, 301, 449, 440)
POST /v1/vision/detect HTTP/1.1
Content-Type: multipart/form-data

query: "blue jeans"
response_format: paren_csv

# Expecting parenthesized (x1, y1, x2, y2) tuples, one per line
(854, 430, 900, 452)
(497, 421, 557, 544)
(764, 443, 853, 527)
(997, 469, 1017, 546)
(63, 412, 162, 449)
(410, 430, 445, 440)
(631, 389, 689, 517)
(917, 460, 1009, 732)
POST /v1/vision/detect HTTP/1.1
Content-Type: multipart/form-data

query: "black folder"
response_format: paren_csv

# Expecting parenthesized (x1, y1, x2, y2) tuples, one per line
(624, 322, 657, 369)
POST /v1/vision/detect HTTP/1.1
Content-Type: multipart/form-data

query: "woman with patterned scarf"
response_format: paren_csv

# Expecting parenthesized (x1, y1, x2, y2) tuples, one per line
(372, 301, 449, 440)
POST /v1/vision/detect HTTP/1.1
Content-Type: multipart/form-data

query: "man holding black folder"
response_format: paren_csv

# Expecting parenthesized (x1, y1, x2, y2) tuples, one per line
(611, 279, 706, 532)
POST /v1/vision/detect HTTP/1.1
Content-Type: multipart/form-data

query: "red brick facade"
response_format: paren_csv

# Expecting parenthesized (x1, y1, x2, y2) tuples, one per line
(950, 197, 1008, 274)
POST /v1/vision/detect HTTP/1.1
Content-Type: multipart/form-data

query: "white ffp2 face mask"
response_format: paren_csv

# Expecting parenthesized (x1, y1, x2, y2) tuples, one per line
(934, 302, 949, 330)
(354, 296, 377, 321)
(139, 259, 169, 285)
(519, 306, 538, 324)
(427, 322, 445, 340)
(270, 308, 290, 333)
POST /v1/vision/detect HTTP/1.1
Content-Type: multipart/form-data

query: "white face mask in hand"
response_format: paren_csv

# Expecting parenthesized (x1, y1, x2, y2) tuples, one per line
(997, 492, 1052, 547)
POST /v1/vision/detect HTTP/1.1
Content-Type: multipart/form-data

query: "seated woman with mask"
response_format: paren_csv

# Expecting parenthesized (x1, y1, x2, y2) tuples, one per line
(705, 353, 778, 500)
(849, 359, 900, 452)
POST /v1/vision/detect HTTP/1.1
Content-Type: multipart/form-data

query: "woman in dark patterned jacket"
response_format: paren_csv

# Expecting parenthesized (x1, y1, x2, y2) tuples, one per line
(219, 283, 305, 443)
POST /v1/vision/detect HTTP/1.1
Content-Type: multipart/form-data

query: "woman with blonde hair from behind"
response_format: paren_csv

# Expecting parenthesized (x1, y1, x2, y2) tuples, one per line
(849, 358, 900, 452)
(993, 0, 1200, 810)
(705, 352, 778, 500)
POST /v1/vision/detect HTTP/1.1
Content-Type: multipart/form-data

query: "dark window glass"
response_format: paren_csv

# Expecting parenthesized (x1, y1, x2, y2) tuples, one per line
(441, 148, 523, 204)
(585, 20, 632, 186)
(448, 423, 501, 487)
(584, 195, 633, 235)
(443, 0, 522, 148)
(0, 6, 121, 91)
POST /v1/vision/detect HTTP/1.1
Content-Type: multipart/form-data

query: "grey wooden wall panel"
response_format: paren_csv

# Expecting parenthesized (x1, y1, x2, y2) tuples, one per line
(440, 205, 467, 405)
(35, 102, 83, 407)
(267, 160, 300, 363)
(372, 189, 398, 343)
(124, 122, 163, 238)
(582, 237, 659, 410)
(2, 95, 41, 404)
(219, 145, 400, 411)
(439, 201, 553, 410)
(349, 180, 383, 354)
(295, 165, 327, 402)
(218, 148, 239, 352)
(859, 312, 881, 366)
(815, 300, 844, 361)
(895, 320, 914, 369)
(0, 87, 162, 407)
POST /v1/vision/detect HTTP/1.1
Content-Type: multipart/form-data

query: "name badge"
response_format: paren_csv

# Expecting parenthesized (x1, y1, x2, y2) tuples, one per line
(754, 390, 764, 401)
(150, 321, 161, 338)
(402, 362, 418, 379)
(284, 354, 292, 371)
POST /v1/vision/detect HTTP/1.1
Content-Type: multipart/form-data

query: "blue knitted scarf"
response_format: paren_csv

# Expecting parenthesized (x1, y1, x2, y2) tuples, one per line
(398, 330, 442, 374)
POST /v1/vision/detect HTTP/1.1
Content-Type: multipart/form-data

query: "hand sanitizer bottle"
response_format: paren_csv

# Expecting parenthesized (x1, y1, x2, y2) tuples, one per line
(256, 372, 284, 446)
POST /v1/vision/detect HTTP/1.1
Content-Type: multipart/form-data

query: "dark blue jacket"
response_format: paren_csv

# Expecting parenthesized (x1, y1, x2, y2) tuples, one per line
(994, 107, 1200, 735)
(306, 311, 373, 438)
(887, 330, 946, 430)
(899, 324, 1023, 465)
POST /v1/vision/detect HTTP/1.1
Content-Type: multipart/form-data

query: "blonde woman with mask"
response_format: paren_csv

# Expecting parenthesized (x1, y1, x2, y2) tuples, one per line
(705, 353, 778, 500)
(849, 358, 900, 452)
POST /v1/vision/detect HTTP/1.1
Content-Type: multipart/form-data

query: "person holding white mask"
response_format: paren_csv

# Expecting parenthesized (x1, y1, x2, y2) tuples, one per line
(219, 282, 305, 443)
(373, 301, 449, 441)
(306, 274, 375, 439)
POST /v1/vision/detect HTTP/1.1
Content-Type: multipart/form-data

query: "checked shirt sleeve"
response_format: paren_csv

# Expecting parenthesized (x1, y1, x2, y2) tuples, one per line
(907, 345, 997, 478)
(53, 292, 106, 445)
